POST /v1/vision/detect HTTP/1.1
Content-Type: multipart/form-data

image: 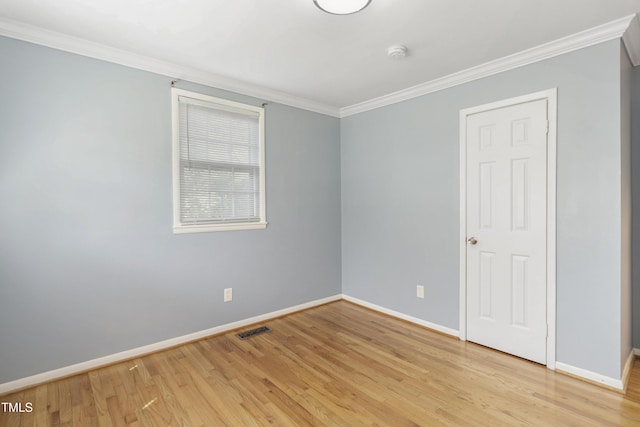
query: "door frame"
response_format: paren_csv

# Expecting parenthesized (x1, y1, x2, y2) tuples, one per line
(458, 88, 557, 370)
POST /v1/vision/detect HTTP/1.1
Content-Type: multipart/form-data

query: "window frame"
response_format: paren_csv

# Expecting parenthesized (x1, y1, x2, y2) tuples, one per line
(171, 88, 267, 233)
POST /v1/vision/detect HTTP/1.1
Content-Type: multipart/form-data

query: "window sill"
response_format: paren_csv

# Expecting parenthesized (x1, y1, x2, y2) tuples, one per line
(173, 221, 267, 234)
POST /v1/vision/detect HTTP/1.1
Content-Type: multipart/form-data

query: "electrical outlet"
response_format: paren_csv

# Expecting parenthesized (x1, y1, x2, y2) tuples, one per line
(416, 285, 425, 299)
(224, 288, 233, 302)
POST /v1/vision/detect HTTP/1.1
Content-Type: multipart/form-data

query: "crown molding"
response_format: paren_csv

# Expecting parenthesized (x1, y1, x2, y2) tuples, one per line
(0, 16, 341, 118)
(0, 13, 637, 120)
(340, 14, 639, 118)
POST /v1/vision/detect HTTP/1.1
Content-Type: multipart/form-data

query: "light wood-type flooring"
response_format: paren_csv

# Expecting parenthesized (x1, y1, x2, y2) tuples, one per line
(2, 300, 640, 426)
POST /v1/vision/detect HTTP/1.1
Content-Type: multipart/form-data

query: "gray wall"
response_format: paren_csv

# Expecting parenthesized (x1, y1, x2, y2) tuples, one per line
(0, 36, 342, 384)
(341, 40, 627, 379)
(0, 33, 634, 385)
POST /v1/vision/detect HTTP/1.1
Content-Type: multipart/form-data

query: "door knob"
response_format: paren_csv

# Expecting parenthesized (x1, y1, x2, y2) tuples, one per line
(467, 237, 478, 245)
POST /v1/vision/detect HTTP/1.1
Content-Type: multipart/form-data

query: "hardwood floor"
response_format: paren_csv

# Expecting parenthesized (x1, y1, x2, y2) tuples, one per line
(2, 300, 640, 426)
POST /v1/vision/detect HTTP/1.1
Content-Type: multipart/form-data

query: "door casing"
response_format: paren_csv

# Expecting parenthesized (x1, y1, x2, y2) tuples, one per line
(458, 89, 557, 370)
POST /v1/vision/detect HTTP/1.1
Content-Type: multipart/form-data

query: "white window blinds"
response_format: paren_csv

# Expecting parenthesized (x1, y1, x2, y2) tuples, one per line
(172, 89, 266, 232)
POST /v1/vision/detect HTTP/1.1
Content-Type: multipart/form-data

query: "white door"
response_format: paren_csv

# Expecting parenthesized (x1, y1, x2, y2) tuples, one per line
(465, 98, 548, 364)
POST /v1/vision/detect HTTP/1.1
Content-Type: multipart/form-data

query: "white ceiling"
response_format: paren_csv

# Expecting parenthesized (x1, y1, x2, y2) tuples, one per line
(1, 0, 640, 112)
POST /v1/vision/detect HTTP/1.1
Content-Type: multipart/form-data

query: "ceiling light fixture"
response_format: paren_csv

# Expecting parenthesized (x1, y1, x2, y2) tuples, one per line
(313, 0, 371, 15)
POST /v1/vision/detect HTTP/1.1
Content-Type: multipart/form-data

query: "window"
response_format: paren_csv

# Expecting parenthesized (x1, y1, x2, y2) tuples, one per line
(172, 88, 266, 233)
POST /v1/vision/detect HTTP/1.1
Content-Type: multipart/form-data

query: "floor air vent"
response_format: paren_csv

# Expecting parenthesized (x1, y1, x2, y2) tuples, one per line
(236, 326, 271, 340)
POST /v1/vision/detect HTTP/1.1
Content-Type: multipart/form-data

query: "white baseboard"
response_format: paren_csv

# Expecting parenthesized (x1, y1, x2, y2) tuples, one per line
(0, 294, 342, 395)
(555, 363, 622, 389)
(555, 354, 635, 391)
(341, 294, 459, 337)
(2, 294, 633, 396)
(621, 348, 636, 390)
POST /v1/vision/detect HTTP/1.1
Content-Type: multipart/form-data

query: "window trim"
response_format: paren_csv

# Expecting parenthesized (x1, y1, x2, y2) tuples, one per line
(171, 88, 267, 234)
